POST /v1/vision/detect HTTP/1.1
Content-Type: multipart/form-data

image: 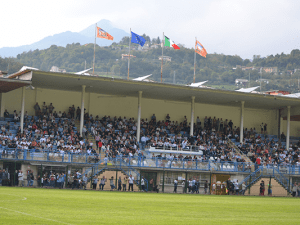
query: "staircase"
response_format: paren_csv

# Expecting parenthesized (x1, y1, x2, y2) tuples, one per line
(238, 166, 292, 196)
(228, 139, 252, 163)
(75, 120, 103, 157)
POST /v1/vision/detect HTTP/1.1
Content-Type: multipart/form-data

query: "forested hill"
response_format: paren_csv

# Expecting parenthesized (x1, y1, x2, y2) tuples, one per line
(1, 36, 300, 92)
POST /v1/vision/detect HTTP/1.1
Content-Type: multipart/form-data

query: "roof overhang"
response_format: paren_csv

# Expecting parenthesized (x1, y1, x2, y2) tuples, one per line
(0, 77, 31, 93)
(6, 70, 300, 110)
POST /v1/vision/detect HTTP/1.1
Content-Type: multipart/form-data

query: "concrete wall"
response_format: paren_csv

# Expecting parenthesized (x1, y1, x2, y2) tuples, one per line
(281, 119, 300, 137)
(3, 87, 284, 135)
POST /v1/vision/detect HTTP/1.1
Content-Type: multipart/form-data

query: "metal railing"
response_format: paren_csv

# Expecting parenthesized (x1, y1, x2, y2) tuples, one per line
(1, 149, 300, 175)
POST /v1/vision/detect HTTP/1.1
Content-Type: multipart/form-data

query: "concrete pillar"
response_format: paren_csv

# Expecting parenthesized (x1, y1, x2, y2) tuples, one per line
(20, 87, 25, 133)
(190, 96, 195, 136)
(80, 85, 86, 137)
(137, 91, 142, 142)
(286, 106, 291, 150)
(240, 101, 245, 144)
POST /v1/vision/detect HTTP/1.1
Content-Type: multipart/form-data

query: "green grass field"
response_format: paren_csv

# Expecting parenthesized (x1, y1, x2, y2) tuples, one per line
(0, 187, 299, 225)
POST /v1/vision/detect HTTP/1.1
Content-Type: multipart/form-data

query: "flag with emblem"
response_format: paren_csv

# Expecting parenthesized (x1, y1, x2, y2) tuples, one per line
(195, 40, 207, 58)
(131, 31, 146, 47)
(96, 27, 113, 40)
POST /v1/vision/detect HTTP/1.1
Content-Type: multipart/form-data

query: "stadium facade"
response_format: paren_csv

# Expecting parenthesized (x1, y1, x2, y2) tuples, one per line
(1, 69, 300, 196)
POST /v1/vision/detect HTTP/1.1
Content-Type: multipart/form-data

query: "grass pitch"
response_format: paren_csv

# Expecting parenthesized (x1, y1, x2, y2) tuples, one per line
(0, 187, 299, 225)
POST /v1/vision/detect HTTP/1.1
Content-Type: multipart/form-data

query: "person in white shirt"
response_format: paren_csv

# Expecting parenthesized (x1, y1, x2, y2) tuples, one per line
(18, 170, 23, 187)
(128, 175, 134, 191)
(141, 177, 145, 192)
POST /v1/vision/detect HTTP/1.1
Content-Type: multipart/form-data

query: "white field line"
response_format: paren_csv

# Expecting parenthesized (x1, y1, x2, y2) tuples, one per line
(0, 207, 74, 225)
(0, 194, 73, 225)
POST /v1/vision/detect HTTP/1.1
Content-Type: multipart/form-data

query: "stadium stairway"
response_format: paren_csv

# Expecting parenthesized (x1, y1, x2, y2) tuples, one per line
(239, 166, 292, 196)
(228, 139, 252, 163)
(74, 120, 102, 156)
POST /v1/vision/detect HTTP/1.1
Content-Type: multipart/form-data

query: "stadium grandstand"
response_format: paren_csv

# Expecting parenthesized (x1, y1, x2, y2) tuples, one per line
(0, 69, 300, 196)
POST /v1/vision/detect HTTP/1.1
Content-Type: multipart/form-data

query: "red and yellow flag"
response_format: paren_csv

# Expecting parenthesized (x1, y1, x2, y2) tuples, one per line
(96, 27, 113, 41)
(195, 40, 207, 58)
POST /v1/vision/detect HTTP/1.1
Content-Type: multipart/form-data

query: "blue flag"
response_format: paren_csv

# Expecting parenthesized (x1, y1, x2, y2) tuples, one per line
(131, 31, 146, 47)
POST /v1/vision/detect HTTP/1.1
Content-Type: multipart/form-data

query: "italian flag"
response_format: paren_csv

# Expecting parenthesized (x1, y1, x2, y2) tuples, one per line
(164, 36, 180, 49)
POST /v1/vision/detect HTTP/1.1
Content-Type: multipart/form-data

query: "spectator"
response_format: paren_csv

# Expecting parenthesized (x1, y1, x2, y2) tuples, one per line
(109, 176, 115, 191)
(4, 109, 9, 118)
(128, 175, 134, 191)
(123, 176, 127, 191)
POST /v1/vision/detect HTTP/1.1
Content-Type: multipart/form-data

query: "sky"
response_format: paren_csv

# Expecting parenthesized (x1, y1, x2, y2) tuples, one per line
(1, 0, 300, 59)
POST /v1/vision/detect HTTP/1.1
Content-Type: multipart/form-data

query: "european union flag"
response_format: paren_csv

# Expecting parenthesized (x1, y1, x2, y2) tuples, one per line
(131, 31, 146, 47)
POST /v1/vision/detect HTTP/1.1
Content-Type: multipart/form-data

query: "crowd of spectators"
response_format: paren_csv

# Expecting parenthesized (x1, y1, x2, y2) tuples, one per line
(1, 102, 300, 167)
(237, 131, 300, 167)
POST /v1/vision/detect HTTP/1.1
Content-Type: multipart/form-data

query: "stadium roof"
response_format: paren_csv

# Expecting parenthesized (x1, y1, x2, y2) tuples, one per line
(7, 69, 300, 110)
(0, 77, 31, 93)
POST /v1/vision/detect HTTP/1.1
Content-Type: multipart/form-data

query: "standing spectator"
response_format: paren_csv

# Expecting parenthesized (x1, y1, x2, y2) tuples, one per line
(27, 170, 31, 187)
(33, 103, 40, 116)
(118, 176, 122, 191)
(4, 109, 9, 118)
(81, 174, 87, 190)
(228, 120, 233, 131)
(109, 176, 115, 191)
(30, 171, 34, 186)
(259, 180, 265, 196)
(92, 176, 98, 190)
(141, 176, 145, 192)
(123, 176, 128, 191)
(76, 107, 81, 120)
(42, 102, 48, 115)
(242, 182, 246, 195)
(234, 180, 239, 195)
(128, 175, 134, 191)
(100, 176, 106, 190)
(264, 123, 267, 134)
(173, 179, 178, 193)
(18, 170, 23, 187)
(48, 103, 54, 114)
(260, 123, 264, 134)
(204, 180, 209, 194)
(292, 182, 298, 197)
(226, 178, 231, 195)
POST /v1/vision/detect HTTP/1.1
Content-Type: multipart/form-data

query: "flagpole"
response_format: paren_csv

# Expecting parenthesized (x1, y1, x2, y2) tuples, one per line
(127, 28, 131, 80)
(161, 32, 164, 83)
(93, 23, 97, 75)
(193, 37, 197, 83)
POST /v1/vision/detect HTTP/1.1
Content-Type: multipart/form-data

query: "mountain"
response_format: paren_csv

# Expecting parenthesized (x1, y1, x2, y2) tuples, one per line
(0, 19, 129, 58)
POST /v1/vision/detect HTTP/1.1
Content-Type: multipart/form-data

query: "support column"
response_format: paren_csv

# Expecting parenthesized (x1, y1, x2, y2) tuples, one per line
(0, 93, 5, 117)
(20, 87, 25, 133)
(190, 96, 195, 136)
(278, 109, 281, 138)
(80, 85, 86, 137)
(240, 101, 245, 144)
(286, 106, 291, 150)
(137, 91, 142, 142)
